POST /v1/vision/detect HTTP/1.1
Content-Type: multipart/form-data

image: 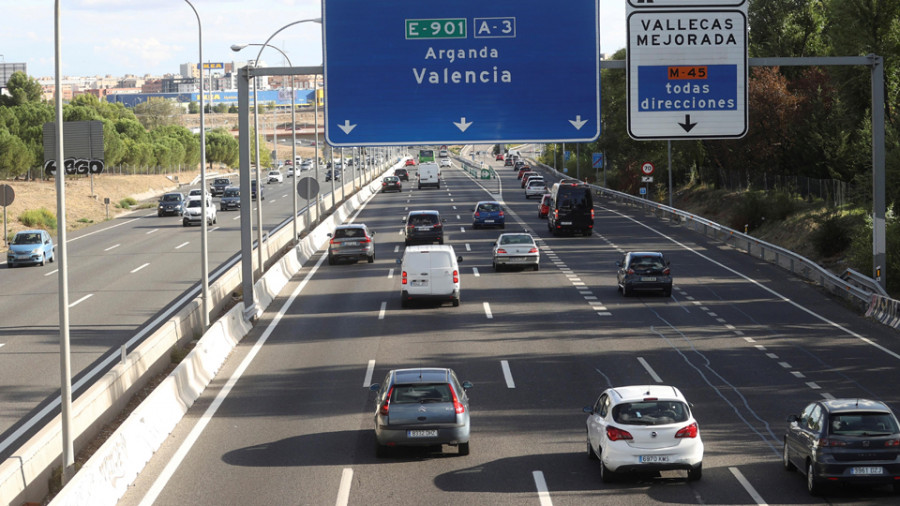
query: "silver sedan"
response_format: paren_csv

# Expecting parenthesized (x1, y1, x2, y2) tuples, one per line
(492, 233, 540, 271)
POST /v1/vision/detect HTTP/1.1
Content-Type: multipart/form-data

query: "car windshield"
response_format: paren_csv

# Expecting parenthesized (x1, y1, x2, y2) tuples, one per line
(613, 401, 689, 425)
(334, 228, 365, 239)
(269, 171, 279, 176)
(162, 194, 181, 202)
(224, 189, 239, 197)
(215, 179, 229, 184)
(14, 233, 42, 245)
(830, 412, 900, 436)
(629, 255, 666, 269)
(190, 190, 202, 196)
(187, 200, 202, 208)
(500, 235, 533, 246)
(391, 383, 452, 403)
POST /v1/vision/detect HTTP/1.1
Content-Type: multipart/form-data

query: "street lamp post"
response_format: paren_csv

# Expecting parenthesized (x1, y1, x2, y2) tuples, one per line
(184, 0, 210, 330)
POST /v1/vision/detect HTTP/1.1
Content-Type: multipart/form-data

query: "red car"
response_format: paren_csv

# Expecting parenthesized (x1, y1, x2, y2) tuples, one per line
(516, 166, 532, 179)
(495, 154, 504, 161)
(538, 194, 551, 219)
(404, 159, 416, 167)
(521, 172, 539, 188)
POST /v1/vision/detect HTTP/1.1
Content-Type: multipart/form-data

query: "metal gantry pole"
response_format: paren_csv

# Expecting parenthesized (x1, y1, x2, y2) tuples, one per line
(253, 74, 264, 276)
(238, 68, 256, 321)
(290, 74, 298, 241)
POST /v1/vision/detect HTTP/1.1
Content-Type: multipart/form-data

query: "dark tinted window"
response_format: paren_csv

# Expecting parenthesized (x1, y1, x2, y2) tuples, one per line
(556, 186, 593, 209)
(409, 214, 438, 226)
(162, 194, 182, 202)
(612, 401, 689, 425)
(477, 203, 500, 212)
(223, 188, 239, 197)
(334, 228, 365, 239)
(391, 383, 452, 403)
(14, 233, 41, 244)
(187, 199, 202, 208)
(628, 255, 666, 269)
(214, 179, 230, 184)
(830, 412, 900, 435)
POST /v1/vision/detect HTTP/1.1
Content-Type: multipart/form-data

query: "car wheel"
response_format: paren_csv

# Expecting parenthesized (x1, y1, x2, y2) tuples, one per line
(533, 264, 540, 271)
(328, 255, 335, 265)
(39, 254, 45, 266)
(893, 482, 900, 494)
(213, 216, 217, 224)
(401, 297, 409, 308)
(600, 462, 617, 483)
(663, 288, 672, 297)
(183, 220, 189, 227)
(157, 212, 162, 217)
(375, 441, 389, 458)
(492, 261, 499, 272)
(472, 223, 479, 230)
(438, 238, 444, 245)
(807, 461, 823, 496)
(367, 254, 374, 263)
(586, 435, 598, 460)
(458, 441, 469, 455)
(221, 206, 225, 211)
(8, 262, 15, 268)
(783, 441, 796, 471)
(622, 284, 631, 297)
(500, 223, 505, 229)
(452, 296, 460, 307)
(687, 463, 702, 481)
(404, 239, 410, 246)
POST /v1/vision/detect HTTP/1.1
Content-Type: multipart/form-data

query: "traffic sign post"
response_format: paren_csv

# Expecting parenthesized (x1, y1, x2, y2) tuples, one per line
(626, 0, 748, 140)
(323, 0, 601, 146)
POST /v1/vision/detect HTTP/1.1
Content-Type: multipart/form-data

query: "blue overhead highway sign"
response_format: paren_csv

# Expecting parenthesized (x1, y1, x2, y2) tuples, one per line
(323, 0, 600, 146)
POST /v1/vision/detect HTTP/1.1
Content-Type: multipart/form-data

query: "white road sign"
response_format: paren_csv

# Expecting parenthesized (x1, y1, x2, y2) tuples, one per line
(627, 1, 748, 140)
(641, 162, 655, 175)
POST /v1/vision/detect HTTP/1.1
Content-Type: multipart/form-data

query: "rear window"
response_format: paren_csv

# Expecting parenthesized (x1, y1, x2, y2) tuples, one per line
(391, 383, 452, 403)
(334, 228, 366, 239)
(612, 401, 689, 425)
(830, 412, 900, 435)
(409, 214, 438, 226)
(477, 203, 500, 212)
(628, 255, 666, 269)
(555, 186, 593, 209)
(500, 235, 533, 245)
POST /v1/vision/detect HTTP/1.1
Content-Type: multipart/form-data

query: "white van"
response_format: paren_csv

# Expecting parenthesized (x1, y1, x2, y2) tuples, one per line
(417, 161, 441, 189)
(398, 245, 462, 307)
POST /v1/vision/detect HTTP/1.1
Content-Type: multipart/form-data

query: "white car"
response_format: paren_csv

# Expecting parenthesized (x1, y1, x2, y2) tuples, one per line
(440, 158, 451, 167)
(524, 178, 547, 198)
(492, 233, 539, 271)
(267, 170, 284, 183)
(285, 167, 294, 177)
(187, 188, 212, 207)
(300, 160, 313, 171)
(584, 385, 703, 482)
(182, 196, 217, 227)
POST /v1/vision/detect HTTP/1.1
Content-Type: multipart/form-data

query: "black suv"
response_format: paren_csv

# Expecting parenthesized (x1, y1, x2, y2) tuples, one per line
(210, 177, 231, 196)
(157, 192, 185, 217)
(403, 210, 444, 246)
(393, 168, 410, 181)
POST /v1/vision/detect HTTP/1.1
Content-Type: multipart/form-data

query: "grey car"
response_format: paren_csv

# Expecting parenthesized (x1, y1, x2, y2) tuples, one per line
(210, 177, 231, 197)
(616, 251, 672, 297)
(327, 224, 375, 264)
(370, 368, 472, 457)
(220, 186, 240, 211)
(157, 192, 185, 216)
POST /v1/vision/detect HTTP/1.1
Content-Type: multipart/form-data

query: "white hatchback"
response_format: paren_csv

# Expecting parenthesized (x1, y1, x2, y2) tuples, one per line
(584, 385, 703, 482)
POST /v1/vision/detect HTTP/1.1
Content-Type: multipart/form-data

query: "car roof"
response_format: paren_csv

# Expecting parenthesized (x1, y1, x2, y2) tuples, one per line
(16, 229, 46, 236)
(164, 192, 183, 197)
(335, 223, 367, 230)
(627, 251, 664, 257)
(187, 195, 202, 201)
(407, 210, 440, 216)
(608, 385, 686, 403)
(475, 200, 501, 206)
(391, 368, 454, 384)
(820, 398, 894, 413)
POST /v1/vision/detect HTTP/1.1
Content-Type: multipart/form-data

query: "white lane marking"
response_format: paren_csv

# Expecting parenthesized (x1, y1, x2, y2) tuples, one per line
(460, 227, 465, 233)
(68, 294, 93, 308)
(44, 269, 59, 277)
(393, 245, 399, 253)
(175, 241, 190, 249)
(335, 468, 353, 506)
(378, 301, 387, 320)
(766, 353, 779, 359)
(473, 267, 480, 277)
(778, 362, 792, 369)
(104, 244, 120, 251)
(806, 382, 821, 390)
(744, 337, 757, 343)
(456, 215, 461, 220)
(363, 360, 376, 388)
(821, 392, 835, 400)
(483, 302, 493, 319)
(637, 357, 663, 383)
(754, 345, 767, 351)
(729, 467, 768, 505)
(131, 263, 150, 274)
(387, 268, 394, 279)
(232, 215, 240, 221)
(501, 360, 516, 388)
(791, 371, 806, 378)
(0, 344, 5, 349)
(532, 471, 553, 506)
(146, 229, 158, 235)
(465, 243, 471, 252)
(137, 240, 331, 506)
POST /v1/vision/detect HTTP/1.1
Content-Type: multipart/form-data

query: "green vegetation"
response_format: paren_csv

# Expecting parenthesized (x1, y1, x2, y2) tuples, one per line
(117, 197, 137, 209)
(18, 208, 57, 230)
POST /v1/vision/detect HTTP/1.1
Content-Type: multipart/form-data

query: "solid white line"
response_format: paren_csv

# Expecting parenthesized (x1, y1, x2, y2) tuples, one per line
(501, 360, 515, 388)
(729, 467, 768, 505)
(65, 217, 141, 244)
(175, 242, 190, 249)
(483, 302, 493, 319)
(104, 244, 120, 251)
(335, 468, 353, 506)
(393, 245, 399, 253)
(131, 263, 150, 274)
(532, 471, 553, 506)
(387, 268, 394, 279)
(472, 267, 480, 277)
(637, 357, 663, 383)
(44, 269, 59, 277)
(146, 229, 158, 235)
(68, 294, 93, 308)
(378, 301, 387, 320)
(363, 360, 376, 388)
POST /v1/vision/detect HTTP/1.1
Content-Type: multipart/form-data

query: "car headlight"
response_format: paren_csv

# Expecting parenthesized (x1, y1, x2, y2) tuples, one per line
(32, 247, 42, 255)
(175, 205, 182, 210)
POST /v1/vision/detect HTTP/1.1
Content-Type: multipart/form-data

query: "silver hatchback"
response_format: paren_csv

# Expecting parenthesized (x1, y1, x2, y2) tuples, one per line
(370, 368, 473, 457)
(327, 224, 375, 264)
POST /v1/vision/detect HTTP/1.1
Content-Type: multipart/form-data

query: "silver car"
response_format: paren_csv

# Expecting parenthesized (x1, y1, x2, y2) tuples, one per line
(492, 233, 540, 271)
(327, 224, 375, 264)
(370, 367, 473, 457)
(524, 178, 547, 198)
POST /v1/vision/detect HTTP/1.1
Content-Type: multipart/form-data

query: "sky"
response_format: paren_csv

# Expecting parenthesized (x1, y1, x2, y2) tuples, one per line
(0, 1, 627, 79)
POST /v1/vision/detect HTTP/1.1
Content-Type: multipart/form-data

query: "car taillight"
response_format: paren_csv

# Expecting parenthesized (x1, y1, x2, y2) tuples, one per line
(885, 439, 900, 447)
(379, 386, 394, 416)
(627, 268, 635, 274)
(496, 248, 507, 254)
(606, 426, 633, 441)
(449, 385, 465, 414)
(453, 270, 459, 283)
(401, 271, 408, 285)
(382, 182, 386, 186)
(499, 210, 504, 217)
(474, 212, 480, 217)
(528, 247, 538, 253)
(434, 223, 442, 229)
(675, 422, 699, 439)
(590, 209, 595, 219)
(553, 210, 558, 220)
(663, 268, 670, 275)
(361, 236, 372, 243)
(330, 238, 336, 245)
(817, 438, 847, 447)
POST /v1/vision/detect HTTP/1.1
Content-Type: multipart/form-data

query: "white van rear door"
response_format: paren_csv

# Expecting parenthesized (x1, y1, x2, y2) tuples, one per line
(429, 252, 454, 295)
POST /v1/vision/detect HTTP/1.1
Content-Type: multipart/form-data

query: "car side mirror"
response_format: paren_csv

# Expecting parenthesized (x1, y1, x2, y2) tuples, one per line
(327, 233, 333, 238)
(787, 414, 799, 423)
(396, 258, 402, 265)
(370, 231, 376, 236)
(369, 384, 380, 392)
(462, 381, 473, 390)
(457, 256, 463, 262)
(666, 260, 671, 266)
(583, 406, 594, 414)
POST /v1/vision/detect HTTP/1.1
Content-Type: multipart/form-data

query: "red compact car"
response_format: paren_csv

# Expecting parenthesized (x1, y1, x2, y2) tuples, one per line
(538, 194, 551, 219)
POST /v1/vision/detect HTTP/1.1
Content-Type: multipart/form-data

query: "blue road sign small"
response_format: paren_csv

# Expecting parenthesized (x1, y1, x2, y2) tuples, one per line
(323, 0, 600, 146)
(592, 152, 603, 169)
(639, 187, 648, 195)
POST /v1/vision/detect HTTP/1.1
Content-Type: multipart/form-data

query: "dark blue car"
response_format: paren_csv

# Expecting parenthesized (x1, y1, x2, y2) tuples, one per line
(472, 201, 505, 229)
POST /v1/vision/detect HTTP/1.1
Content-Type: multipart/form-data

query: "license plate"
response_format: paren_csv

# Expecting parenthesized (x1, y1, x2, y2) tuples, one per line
(850, 466, 884, 475)
(509, 257, 527, 263)
(408, 430, 438, 438)
(561, 221, 572, 225)
(344, 241, 359, 246)
(641, 277, 657, 282)
(484, 220, 494, 223)
(410, 280, 427, 287)
(417, 226, 431, 231)
(639, 455, 670, 463)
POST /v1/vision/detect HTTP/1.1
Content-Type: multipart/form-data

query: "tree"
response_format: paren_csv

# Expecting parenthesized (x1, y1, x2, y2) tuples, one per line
(133, 97, 181, 130)
(0, 130, 35, 178)
(205, 128, 238, 168)
(188, 101, 199, 114)
(151, 125, 200, 169)
(0, 72, 42, 106)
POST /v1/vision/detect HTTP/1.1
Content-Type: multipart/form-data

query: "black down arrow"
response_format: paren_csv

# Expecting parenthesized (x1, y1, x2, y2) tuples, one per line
(679, 114, 697, 132)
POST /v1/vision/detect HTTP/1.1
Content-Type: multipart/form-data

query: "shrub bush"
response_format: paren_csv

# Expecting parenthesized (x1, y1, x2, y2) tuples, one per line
(812, 215, 852, 257)
(117, 197, 137, 209)
(18, 208, 58, 230)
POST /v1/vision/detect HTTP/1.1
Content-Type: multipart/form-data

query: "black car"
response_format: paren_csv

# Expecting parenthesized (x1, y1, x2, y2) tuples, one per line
(393, 168, 410, 181)
(381, 176, 402, 193)
(547, 181, 594, 236)
(616, 251, 672, 297)
(326, 168, 342, 181)
(250, 179, 264, 200)
(784, 398, 900, 495)
(403, 210, 444, 246)
(157, 192, 185, 217)
(220, 186, 240, 211)
(210, 177, 231, 196)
